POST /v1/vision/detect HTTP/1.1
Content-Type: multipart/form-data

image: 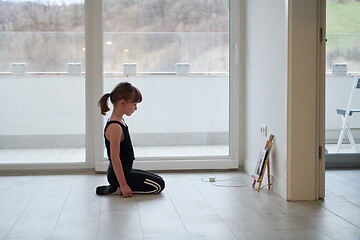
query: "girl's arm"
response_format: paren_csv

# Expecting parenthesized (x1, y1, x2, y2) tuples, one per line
(108, 124, 132, 198)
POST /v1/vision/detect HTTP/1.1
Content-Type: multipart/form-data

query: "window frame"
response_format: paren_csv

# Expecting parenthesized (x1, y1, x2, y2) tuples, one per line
(94, 0, 242, 171)
(0, 0, 241, 171)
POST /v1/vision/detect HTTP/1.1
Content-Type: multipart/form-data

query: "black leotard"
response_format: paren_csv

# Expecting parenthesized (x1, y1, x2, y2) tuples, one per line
(104, 120, 134, 172)
(102, 120, 165, 194)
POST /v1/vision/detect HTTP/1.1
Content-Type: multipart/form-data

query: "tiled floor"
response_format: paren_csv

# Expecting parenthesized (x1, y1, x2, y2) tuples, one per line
(0, 170, 359, 240)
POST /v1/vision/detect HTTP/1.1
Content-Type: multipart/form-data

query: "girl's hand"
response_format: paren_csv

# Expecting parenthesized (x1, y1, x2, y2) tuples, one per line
(121, 185, 133, 198)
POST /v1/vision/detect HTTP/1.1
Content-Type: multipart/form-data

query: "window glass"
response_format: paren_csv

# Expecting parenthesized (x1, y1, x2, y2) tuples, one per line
(103, 0, 230, 158)
(0, 0, 85, 164)
(103, 0, 229, 73)
(326, 0, 360, 73)
(0, 0, 85, 72)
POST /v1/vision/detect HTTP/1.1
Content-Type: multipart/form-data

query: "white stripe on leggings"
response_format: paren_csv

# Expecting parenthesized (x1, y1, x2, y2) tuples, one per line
(145, 178, 161, 192)
(132, 178, 161, 194)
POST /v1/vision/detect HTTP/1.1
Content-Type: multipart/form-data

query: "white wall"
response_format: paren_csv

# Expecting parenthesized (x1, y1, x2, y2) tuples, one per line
(0, 76, 86, 135)
(1, 74, 355, 140)
(105, 76, 229, 134)
(0, 75, 229, 147)
(0, 75, 228, 134)
(243, 0, 288, 199)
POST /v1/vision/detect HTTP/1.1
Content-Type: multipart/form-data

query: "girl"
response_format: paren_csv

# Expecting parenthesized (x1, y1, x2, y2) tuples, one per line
(96, 82, 165, 197)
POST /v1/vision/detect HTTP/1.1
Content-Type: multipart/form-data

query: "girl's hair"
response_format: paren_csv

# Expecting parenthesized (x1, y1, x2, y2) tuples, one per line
(98, 82, 142, 115)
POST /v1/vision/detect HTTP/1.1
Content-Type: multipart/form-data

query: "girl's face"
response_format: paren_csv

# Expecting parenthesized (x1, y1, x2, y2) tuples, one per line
(122, 100, 138, 116)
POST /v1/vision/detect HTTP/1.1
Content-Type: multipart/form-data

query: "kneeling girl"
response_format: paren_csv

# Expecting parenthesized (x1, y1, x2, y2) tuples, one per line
(96, 82, 165, 197)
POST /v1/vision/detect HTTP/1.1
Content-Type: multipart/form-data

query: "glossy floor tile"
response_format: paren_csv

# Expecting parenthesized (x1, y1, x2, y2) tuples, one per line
(0, 170, 359, 240)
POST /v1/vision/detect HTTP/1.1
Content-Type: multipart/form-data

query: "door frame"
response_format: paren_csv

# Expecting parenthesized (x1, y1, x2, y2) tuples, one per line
(286, 0, 326, 200)
(317, 0, 326, 200)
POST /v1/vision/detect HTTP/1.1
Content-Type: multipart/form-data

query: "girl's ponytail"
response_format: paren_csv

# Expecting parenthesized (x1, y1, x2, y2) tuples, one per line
(98, 93, 111, 115)
(98, 82, 142, 115)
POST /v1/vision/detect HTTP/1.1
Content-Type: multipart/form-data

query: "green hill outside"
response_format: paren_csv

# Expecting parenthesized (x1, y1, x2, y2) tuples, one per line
(326, 0, 360, 72)
(327, 0, 360, 33)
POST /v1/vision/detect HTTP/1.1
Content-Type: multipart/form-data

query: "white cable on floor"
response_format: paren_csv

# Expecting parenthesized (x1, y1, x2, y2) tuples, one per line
(201, 177, 248, 187)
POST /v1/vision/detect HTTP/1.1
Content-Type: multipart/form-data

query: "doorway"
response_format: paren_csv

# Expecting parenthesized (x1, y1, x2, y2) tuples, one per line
(325, 0, 360, 168)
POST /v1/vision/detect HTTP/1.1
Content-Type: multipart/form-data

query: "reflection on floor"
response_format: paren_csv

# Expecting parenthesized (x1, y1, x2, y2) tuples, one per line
(0, 170, 359, 240)
(0, 145, 229, 164)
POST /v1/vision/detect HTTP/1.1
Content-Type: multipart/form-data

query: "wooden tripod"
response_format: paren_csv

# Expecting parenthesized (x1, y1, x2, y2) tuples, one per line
(252, 135, 274, 192)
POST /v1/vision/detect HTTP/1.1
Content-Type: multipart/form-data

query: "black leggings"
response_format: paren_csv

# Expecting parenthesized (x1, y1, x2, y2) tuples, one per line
(107, 162, 165, 194)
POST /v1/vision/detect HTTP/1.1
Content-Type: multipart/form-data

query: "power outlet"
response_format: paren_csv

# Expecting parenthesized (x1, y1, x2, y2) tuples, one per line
(260, 124, 267, 136)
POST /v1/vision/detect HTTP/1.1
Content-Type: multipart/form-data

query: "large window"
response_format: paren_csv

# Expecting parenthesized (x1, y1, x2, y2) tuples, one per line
(0, 0, 240, 170)
(103, 0, 230, 159)
(0, 0, 86, 164)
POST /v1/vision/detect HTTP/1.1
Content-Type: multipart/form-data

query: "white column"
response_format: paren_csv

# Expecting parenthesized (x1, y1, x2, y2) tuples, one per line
(287, 0, 324, 200)
(85, 0, 103, 169)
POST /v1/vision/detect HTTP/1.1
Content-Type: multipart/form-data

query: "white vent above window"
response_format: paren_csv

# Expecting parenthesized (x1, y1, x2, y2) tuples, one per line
(332, 63, 347, 75)
(176, 63, 190, 75)
(68, 63, 82, 75)
(123, 63, 137, 76)
(11, 63, 26, 75)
